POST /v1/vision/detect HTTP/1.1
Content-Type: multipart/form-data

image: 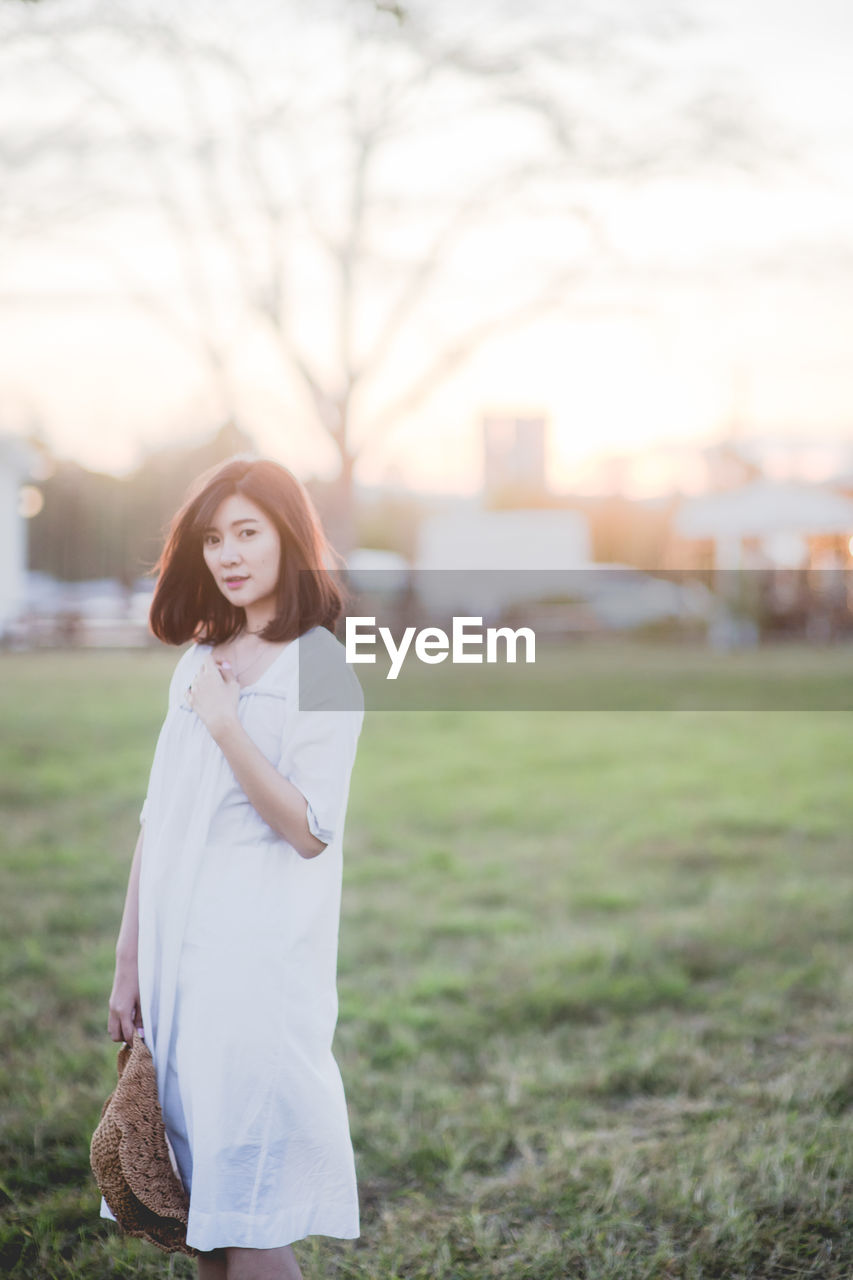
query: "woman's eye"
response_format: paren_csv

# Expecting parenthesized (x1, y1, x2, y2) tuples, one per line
(240, 529, 256, 537)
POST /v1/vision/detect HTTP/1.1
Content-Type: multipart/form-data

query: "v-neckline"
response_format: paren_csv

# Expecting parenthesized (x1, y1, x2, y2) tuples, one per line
(199, 639, 295, 692)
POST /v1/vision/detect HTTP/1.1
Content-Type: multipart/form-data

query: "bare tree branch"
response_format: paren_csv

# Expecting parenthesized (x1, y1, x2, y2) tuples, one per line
(356, 269, 581, 457)
(41, 34, 238, 415)
(0, 1, 791, 549)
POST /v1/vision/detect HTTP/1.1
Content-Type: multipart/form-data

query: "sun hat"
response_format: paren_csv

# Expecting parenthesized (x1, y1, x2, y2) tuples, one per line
(90, 1031, 197, 1256)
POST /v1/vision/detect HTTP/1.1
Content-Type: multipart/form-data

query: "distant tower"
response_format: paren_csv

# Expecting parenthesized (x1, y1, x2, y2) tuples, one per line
(482, 413, 547, 505)
(703, 365, 760, 491)
(727, 363, 750, 442)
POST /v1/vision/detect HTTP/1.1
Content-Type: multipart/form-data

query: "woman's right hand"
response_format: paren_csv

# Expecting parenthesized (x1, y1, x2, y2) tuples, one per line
(108, 957, 144, 1045)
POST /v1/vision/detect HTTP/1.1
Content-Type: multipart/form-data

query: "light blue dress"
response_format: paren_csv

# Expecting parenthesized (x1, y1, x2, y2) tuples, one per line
(100, 626, 363, 1251)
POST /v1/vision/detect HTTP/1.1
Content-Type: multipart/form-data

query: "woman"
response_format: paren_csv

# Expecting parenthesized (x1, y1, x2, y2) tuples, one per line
(104, 456, 363, 1280)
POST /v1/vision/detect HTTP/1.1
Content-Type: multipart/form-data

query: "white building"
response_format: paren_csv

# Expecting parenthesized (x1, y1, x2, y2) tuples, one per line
(415, 506, 591, 617)
(0, 436, 36, 637)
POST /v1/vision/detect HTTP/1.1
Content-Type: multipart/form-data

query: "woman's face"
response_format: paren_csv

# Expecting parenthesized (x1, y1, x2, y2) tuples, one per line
(201, 493, 282, 626)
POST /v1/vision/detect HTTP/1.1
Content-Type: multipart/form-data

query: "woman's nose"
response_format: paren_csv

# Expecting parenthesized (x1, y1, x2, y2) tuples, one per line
(220, 541, 242, 565)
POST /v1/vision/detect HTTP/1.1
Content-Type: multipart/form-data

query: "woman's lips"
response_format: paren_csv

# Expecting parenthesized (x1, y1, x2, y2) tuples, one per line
(224, 577, 248, 588)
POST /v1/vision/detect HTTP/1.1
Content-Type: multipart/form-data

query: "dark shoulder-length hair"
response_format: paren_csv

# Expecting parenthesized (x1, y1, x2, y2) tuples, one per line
(149, 456, 343, 646)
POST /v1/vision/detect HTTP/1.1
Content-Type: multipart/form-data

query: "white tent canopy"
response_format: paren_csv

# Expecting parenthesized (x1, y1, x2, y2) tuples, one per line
(674, 480, 853, 540)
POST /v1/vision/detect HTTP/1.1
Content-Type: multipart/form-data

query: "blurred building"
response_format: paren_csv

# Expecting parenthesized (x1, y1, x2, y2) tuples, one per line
(0, 435, 37, 639)
(418, 507, 591, 573)
(415, 506, 592, 618)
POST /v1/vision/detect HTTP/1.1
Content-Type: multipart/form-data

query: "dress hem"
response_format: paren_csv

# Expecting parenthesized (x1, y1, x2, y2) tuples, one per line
(186, 1207, 360, 1252)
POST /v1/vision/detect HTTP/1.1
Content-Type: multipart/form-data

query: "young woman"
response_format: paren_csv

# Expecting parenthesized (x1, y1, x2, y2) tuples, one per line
(104, 457, 363, 1280)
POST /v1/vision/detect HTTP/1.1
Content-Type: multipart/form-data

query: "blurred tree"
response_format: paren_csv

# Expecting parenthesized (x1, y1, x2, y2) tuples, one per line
(28, 423, 256, 582)
(0, 1, 779, 550)
(128, 422, 257, 577)
(26, 462, 128, 583)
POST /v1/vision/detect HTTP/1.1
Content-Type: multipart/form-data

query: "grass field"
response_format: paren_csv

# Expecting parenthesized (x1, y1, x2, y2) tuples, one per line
(0, 646, 851, 1279)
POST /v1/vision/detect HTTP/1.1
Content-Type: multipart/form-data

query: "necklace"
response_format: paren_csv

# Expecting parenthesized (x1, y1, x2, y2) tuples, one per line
(221, 634, 273, 682)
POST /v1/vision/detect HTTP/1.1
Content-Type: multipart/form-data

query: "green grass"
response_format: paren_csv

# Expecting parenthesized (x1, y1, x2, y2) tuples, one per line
(355, 636, 853, 709)
(1, 646, 851, 1279)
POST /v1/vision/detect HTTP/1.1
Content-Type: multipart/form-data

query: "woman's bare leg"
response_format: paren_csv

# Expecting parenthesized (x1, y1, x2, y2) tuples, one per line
(225, 1245, 304, 1280)
(197, 1248, 228, 1279)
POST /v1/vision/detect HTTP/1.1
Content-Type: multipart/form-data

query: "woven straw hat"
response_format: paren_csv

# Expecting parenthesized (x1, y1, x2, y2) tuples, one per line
(90, 1032, 198, 1257)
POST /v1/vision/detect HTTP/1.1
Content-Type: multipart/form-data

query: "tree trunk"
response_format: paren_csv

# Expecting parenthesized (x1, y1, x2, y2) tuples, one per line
(325, 448, 357, 559)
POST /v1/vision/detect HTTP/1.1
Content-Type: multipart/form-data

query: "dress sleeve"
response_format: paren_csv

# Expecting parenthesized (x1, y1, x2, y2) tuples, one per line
(277, 643, 364, 847)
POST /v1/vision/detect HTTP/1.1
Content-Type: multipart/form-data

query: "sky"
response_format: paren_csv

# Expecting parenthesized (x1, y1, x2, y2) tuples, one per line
(1, 0, 852, 498)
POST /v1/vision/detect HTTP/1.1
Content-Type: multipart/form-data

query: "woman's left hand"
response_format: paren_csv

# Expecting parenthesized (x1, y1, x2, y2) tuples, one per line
(186, 659, 240, 738)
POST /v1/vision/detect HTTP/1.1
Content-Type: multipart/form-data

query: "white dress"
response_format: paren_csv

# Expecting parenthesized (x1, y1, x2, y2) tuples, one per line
(100, 626, 364, 1252)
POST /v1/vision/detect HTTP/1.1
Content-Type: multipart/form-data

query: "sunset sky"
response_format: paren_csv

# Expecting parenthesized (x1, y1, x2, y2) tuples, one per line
(1, 0, 852, 498)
